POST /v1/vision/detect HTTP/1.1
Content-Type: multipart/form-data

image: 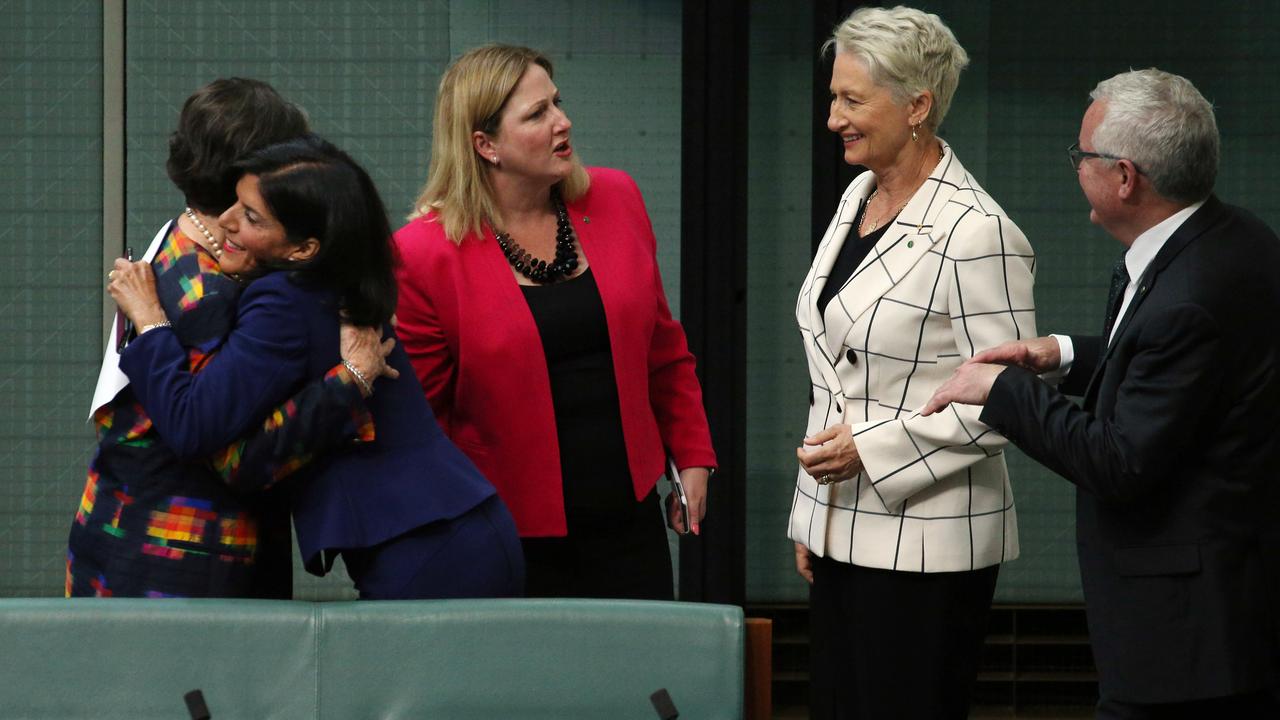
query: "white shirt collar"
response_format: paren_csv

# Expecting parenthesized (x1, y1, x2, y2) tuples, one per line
(1124, 200, 1205, 282)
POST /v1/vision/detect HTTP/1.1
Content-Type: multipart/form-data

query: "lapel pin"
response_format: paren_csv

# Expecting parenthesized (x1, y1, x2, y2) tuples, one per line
(907, 240, 914, 248)
(582, 216, 590, 224)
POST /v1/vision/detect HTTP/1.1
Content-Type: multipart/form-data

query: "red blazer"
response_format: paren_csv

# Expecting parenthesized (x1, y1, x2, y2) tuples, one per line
(393, 167, 716, 537)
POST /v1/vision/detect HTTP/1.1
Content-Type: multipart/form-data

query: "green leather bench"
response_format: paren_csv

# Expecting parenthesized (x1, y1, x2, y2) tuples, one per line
(0, 598, 743, 719)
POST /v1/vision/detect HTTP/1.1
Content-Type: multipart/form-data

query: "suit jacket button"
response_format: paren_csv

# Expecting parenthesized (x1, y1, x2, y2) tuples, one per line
(845, 348, 857, 364)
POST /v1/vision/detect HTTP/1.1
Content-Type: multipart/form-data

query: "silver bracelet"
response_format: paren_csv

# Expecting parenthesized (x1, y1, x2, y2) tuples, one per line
(342, 359, 374, 396)
(139, 320, 172, 334)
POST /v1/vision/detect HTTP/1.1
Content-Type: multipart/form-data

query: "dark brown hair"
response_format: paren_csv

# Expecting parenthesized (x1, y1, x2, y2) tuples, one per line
(166, 78, 309, 215)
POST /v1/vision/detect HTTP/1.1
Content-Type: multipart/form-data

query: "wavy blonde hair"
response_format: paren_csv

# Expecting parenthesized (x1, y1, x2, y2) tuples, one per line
(410, 44, 590, 243)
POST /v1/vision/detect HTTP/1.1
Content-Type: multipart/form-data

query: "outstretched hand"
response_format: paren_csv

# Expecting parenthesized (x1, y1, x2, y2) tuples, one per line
(921, 362, 1006, 416)
(922, 336, 1061, 415)
(968, 336, 1061, 374)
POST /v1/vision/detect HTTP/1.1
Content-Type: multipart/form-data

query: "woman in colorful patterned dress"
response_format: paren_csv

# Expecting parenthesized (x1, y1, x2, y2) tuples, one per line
(107, 134, 524, 599)
(69, 79, 385, 598)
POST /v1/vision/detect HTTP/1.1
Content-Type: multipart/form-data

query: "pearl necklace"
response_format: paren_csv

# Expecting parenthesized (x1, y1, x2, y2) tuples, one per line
(494, 193, 579, 284)
(184, 207, 222, 257)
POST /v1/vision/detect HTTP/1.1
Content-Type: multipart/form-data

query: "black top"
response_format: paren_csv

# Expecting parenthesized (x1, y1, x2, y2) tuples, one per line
(816, 202, 891, 318)
(521, 268, 634, 512)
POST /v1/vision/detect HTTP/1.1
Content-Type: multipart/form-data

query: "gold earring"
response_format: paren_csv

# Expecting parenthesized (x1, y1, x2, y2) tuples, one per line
(911, 123, 920, 142)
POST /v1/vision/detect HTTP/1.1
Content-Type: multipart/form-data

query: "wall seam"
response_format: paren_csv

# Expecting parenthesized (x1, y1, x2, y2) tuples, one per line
(101, 0, 125, 345)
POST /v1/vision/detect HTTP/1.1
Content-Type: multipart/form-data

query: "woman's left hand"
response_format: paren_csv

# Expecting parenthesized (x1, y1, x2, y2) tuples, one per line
(340, 323, 400, 397)
(796, 424, 864, 484)
(669, 466, 711, 535)
(107, 258, 167, 328)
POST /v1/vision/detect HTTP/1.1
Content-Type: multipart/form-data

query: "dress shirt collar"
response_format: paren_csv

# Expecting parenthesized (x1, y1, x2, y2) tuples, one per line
(1124, 200, 1205, 283)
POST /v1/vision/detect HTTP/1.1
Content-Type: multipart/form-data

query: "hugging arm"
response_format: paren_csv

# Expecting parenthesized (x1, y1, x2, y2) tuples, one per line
(209, 324, 394, 491)
(121, 277, 316, 460)
(209, 365, 375, 492)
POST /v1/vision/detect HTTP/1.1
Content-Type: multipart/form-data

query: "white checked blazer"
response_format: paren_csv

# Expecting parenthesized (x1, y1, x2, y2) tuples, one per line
(789, 144, 1037, 572)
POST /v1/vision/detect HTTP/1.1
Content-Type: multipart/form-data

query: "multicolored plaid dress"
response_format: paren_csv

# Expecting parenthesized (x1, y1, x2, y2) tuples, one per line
(67, 220, 370, 598)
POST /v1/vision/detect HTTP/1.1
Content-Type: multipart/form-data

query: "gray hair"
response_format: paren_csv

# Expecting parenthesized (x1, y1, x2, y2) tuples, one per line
(822, 5, 969, 132)
(1089, 68, 1219, 204)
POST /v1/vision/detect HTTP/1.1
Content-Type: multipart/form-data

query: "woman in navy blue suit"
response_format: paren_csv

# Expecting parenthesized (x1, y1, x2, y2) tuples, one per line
(108, 134, 524, 599)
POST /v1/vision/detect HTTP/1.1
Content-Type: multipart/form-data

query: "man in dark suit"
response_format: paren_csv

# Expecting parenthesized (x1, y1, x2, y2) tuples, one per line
(922, 68, 1280, 718)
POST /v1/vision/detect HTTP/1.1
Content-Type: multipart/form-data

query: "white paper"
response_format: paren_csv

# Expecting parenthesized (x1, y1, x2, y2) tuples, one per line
(87, 221, 173, 420)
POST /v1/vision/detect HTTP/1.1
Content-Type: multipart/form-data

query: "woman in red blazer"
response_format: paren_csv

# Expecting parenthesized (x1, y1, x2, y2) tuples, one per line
(393, 44, 716, 599)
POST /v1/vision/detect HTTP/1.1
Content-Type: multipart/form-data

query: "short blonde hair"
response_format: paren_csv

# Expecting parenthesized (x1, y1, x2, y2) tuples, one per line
(823, 5, 969, 132)
(411, 44, 590, 243)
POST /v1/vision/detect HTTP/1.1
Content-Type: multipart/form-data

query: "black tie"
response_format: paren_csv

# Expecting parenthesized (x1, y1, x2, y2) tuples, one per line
(1103, 257, 1130, 340)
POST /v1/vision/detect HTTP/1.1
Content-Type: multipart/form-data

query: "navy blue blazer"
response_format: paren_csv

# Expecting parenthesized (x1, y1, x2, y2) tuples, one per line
(122, 270, 497, 575)
(982, 197, 1280, 703)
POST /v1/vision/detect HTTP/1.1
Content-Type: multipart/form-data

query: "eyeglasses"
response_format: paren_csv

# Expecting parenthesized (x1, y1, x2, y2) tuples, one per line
(1067, 142, 1143, 174)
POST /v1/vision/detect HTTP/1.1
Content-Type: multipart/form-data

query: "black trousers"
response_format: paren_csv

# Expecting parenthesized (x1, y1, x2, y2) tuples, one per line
(1096, 690, 1280, 719)
(808, 555, 999, 719)
(520, 488, 673, 600)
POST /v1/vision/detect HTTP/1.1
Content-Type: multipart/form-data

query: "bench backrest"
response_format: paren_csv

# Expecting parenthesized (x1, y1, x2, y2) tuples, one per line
(0, 598, 744, 719)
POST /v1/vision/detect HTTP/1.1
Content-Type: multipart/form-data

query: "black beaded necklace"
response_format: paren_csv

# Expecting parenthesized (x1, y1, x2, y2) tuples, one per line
(494, 192, 579, 284)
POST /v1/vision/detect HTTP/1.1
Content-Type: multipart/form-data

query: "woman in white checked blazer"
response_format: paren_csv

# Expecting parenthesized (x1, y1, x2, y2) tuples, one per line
(791, 7, 1036, 718)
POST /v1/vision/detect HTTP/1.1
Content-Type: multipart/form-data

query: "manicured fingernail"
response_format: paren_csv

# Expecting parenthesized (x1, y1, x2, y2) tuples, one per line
(692, 522, 700, 535)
